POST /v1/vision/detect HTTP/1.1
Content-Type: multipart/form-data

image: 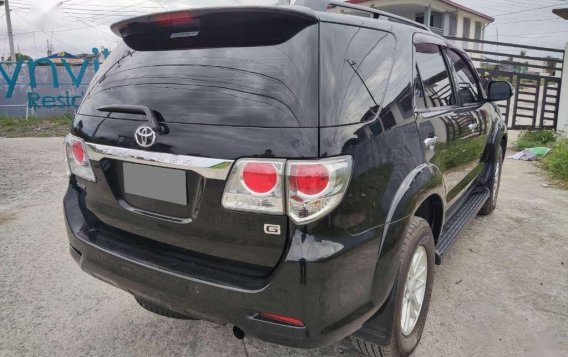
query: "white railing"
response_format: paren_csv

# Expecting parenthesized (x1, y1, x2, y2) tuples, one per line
(0, 104, 30, 120)
(430, 26, 444, 36)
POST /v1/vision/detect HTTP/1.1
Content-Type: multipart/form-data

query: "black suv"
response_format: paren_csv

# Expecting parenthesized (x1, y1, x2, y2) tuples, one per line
(63, 1, 513, 356)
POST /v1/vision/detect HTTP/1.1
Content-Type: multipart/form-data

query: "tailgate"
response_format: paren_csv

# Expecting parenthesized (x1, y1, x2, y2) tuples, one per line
(72, 7, 320, 276)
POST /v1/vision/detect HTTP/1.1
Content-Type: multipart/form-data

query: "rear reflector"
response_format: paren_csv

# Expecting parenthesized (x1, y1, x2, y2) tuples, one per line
(257, 312, 305, 327)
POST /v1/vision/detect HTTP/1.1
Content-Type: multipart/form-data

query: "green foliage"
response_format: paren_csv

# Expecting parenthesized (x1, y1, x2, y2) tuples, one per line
(513, 129, 557, 151)
(542, 138, 568, 185)
(0, 114, 72, 137)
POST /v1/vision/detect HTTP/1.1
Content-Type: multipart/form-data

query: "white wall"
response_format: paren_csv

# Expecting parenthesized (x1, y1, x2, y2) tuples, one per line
(557, 42, 568, 136)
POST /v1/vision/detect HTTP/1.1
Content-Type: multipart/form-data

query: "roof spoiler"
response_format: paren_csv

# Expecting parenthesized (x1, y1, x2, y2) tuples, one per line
(110, 7, 319, 51)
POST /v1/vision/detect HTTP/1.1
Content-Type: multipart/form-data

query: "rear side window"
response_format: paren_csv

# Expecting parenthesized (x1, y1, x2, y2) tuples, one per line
(447, 49, 481, 104)
(320, 23, 396, 126)
(79, 24, 318, 127)
(415, 43, 455, 108)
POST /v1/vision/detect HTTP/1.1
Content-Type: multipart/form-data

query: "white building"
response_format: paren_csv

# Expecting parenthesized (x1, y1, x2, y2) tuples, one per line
(345, 0, 494, 49)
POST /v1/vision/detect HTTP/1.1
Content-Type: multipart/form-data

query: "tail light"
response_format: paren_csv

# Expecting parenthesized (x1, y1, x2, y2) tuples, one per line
(222, 156, 352, 224)
(222, 159, 285, 215)
(286, 157, 352, 224)
(65, 134, 96, 182)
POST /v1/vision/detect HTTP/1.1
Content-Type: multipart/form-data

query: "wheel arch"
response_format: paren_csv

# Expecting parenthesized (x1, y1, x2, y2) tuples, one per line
(369, 163, 445, 312)
(412, 194, 444, 244)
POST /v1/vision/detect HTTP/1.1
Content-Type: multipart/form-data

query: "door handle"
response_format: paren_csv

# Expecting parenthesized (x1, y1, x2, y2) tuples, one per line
(468, 123, 478, 131)
(424, 136, 438, 149)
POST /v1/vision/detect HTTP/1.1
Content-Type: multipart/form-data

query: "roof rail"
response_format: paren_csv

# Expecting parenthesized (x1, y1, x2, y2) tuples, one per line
(291, 0, 430, 31)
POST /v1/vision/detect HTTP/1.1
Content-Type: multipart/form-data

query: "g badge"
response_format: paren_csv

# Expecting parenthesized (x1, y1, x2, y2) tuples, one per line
(264, 224, 281, 235)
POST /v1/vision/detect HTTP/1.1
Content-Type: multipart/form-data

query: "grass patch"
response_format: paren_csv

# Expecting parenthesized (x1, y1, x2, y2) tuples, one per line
(0, 114, 72, 138)
(513, 129, 568, 187)
(542, 138, 568, 186)
(513, 129, 557, 151)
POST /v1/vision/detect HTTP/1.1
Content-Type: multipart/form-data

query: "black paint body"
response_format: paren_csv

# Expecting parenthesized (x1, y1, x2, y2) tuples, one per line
(64, 6, 507, 349)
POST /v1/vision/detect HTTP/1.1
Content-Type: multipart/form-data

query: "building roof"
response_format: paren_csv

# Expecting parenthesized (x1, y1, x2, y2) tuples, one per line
(346, 0, 494, 22)
(553, 8, 568, 19)
(46, 51, 78, 59)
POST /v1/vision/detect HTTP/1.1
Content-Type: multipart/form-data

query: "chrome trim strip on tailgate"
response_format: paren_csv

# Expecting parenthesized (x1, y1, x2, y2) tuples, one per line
(117, 199, 193, 224)
(85, 143, 233, 180)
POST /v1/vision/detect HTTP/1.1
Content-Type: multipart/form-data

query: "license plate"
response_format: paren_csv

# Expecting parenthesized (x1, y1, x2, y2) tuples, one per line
(123, 162, 187, 205)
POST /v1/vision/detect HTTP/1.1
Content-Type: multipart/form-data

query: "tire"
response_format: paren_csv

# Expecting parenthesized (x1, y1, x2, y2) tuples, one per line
(478, 145, 503, 216)
(135, 297, 195, 320)
(350, 217, 435, 357)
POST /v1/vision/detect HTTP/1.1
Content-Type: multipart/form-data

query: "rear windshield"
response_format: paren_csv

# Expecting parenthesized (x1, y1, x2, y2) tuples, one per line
(79, 25, 318, 127)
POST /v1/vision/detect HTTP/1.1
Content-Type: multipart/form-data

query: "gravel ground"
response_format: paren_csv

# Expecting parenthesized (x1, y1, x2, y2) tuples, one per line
(0, 137, 567, 357)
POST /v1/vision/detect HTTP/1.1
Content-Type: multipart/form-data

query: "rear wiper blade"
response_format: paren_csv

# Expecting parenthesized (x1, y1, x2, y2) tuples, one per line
(97, 105, 162, 132)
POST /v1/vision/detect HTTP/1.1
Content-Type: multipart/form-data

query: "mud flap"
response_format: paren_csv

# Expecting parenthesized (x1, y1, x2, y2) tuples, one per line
(350, 277, 399, 346)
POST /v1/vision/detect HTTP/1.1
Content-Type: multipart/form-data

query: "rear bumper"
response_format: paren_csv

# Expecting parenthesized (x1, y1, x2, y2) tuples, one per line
(64, 183, 391, 348)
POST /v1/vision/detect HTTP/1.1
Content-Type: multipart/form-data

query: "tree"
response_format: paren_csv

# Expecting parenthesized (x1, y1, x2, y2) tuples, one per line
(6, 53, 31, 61)
(545, 56, 557, 76)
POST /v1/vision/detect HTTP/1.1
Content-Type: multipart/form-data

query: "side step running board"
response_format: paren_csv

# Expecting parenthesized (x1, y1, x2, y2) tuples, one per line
(435, 188, 490, 264)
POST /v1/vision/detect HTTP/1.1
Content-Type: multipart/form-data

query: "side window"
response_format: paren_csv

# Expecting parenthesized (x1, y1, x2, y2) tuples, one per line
(320, 23, 396, 126)
(447, 49, 481, 104)
(414, 43, 455, 107)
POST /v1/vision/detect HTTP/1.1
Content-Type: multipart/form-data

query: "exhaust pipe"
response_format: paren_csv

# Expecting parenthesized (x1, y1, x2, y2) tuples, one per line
(233, 326, 245, 340)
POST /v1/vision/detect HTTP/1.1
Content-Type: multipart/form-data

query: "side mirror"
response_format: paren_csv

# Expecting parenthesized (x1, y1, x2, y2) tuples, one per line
(487, 81, 514, 102)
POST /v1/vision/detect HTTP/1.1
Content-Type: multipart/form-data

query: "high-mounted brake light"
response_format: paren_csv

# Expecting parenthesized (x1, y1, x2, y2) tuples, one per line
(153, 12, 194, 27)
(222, 156, 352, 224)
(65, 134, 96, 182)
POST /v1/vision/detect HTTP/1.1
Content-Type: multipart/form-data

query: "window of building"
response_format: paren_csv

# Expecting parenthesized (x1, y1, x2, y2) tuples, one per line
(463, 18, 471, 38)
(474, 21, 482, 40)
(447, 49, 481, 104)
(449, 14, 458, 36)
(416, 14, 434, 26)
(414, 43, 455, 108)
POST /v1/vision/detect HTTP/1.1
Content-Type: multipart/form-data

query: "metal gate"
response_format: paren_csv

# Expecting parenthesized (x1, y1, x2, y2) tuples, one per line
(446, 37, 565, 130)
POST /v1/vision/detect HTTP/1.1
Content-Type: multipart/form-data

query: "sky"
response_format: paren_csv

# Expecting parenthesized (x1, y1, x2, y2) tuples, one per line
(0, 0, 567, 59)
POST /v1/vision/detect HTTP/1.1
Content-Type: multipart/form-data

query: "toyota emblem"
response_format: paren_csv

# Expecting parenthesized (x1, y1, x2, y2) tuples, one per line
(134, 126, 157, 148)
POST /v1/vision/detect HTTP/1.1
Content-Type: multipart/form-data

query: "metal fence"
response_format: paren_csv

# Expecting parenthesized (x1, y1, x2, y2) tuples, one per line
(446, 36, 565, 130)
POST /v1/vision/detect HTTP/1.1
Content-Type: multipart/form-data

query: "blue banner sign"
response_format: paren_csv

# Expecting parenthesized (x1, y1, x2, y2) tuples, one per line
(0, 48, 110, 117)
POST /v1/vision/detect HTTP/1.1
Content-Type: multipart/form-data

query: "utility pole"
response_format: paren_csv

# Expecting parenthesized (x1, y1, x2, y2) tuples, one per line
(1, 0, 16, 61)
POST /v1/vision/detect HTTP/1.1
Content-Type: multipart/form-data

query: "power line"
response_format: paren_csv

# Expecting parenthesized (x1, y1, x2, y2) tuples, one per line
(61, 12, 118, 40)
(497, 17, 565, 25)
(12, 11, 86, 53)
(151, 0, 168, 10)
(492, 4, 563, 17)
